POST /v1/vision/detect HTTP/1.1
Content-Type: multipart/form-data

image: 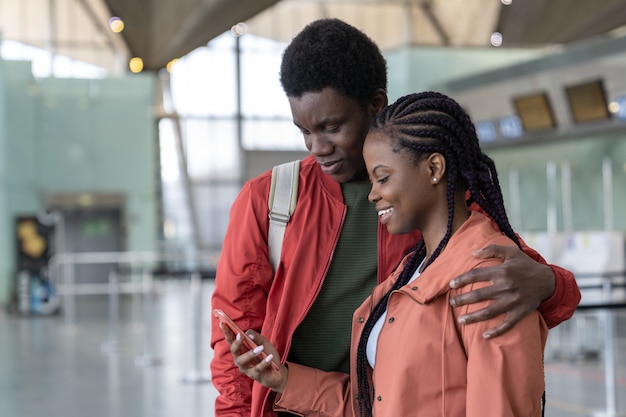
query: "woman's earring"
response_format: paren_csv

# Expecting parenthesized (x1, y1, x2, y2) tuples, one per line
(432, 177, 438, 184)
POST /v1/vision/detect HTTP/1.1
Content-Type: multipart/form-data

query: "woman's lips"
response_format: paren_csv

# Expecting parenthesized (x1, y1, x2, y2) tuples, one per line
(378, 207, 393, 224)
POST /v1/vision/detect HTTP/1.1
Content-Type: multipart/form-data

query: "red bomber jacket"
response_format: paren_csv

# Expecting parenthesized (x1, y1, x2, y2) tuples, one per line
(210, 155, 580, 417)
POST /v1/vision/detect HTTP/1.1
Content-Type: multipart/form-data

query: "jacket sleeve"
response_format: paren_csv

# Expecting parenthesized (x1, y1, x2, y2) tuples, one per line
(458, 280, 549, 417)
(210, 179, 275, 417)
(516, 234, 581, 328)
(274, 363, 355, 417)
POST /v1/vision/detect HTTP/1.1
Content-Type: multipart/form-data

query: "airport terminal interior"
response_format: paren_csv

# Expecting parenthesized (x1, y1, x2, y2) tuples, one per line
(1, 0, 626, 416)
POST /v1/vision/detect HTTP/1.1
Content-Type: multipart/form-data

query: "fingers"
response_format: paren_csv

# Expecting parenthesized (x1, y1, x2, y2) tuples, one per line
(471, 244, 519, 261)
(449, 282, 497, 306)
(455, 300, 529, 339)
(219, 322, 236, 343)
(481, 317, 517, 339)
(480, 308, 525, 339)
(231, 340, 287, 392)
(450, 245, 521, 288)
(228, 331, 245, 357)
(233, 342, 272, 370)
(220, 324, 286, 390)
(246, 330, 264, 344)
(228, 330, 282, 374)
(456, 300, 504, 325)
(449, 243, 548, 338)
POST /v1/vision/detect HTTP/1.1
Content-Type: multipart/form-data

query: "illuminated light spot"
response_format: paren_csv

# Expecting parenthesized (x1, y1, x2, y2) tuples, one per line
(109, 16, 124, 33)
(608, 101, 620, 114)
(501, 0, 512, 5)
(77, 194, 94, 207)
(490, 32, 503, 47)
(231, 22, 248, 37)
(166, 58, 179, 73)
(163, 219, 177, 239)
(129, 57, 144, 73)
(27, 84, 40, 96)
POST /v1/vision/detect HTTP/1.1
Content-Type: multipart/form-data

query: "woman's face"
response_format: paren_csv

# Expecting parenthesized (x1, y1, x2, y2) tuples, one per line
(288, 87, 382, 183)
(364, 131, 441, 235)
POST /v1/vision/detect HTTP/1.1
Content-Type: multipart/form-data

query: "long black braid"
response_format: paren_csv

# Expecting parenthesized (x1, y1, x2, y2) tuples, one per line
(355, 91, 522, 417)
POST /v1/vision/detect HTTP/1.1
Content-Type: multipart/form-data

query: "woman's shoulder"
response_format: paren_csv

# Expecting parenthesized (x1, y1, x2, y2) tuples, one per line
(434, 212, 516, 271)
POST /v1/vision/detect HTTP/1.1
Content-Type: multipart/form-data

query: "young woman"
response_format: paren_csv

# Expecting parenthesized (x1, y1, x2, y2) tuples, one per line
(223, 91, 548, 417)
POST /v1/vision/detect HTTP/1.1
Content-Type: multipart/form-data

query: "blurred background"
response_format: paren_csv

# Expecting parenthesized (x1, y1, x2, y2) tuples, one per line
(0, 1, 625, 416)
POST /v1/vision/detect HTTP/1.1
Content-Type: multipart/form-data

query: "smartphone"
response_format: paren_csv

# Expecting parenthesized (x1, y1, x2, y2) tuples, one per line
(213, 309, 279, 371)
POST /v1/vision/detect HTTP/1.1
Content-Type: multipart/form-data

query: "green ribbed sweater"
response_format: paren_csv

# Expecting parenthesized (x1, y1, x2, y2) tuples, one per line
(287, 181, 378, 374)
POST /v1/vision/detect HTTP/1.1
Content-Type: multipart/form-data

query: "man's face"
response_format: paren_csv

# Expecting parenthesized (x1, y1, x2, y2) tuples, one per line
(288, 88, 374, 183)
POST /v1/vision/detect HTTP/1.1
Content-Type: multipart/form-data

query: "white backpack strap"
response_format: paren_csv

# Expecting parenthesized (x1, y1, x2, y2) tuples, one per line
(268, 160, 300, 273)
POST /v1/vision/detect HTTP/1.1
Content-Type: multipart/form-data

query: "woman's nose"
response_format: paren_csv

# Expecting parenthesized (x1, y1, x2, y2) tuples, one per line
(368, 187, 380, 203)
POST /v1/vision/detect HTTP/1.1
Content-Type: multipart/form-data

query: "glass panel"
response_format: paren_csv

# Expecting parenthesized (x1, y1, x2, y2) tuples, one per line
(162, 31, 308, 251)
(159, 119, 180, 183)
(242, 119, 305, 151)
(161, 182, 191, 244)
(193, 183, 240, 248)
(170, 34, 238, 117)
(182, 119, 240, 180)
(240, 35, 291, 117)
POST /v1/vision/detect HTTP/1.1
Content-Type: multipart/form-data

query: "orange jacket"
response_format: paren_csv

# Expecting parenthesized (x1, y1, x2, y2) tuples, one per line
(210, 155, 579, 417)
(275, 212, 548, 417)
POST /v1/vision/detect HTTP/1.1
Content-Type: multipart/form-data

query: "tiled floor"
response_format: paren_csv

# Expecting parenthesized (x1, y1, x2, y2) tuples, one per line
(1, 279, 625, 417)
(0, 280, 219, 417)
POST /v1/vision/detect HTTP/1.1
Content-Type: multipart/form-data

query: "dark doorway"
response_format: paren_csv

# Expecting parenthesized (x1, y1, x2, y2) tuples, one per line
(62, 209, 123, 284)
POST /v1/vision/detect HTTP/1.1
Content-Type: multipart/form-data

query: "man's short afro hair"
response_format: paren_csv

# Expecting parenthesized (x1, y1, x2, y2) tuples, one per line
(280, 18, 387, 107)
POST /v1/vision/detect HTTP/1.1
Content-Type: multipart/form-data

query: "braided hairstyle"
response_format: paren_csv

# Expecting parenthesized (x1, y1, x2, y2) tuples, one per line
(355, 91, 521, 417)
(280, 18, 387, 108)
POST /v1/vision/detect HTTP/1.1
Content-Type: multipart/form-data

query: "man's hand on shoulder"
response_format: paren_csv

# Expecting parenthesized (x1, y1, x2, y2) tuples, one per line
(448, 244, 556, 339)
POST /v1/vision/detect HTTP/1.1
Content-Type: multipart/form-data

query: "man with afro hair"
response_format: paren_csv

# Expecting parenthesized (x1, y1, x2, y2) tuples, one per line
(211, 18, 580, 417)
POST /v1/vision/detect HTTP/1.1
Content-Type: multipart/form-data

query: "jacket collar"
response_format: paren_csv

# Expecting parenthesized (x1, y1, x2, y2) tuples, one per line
(391, 212, 495, 304)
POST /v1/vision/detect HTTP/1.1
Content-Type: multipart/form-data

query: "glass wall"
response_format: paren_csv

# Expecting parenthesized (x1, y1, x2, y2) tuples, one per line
(161, 31, 304, 254)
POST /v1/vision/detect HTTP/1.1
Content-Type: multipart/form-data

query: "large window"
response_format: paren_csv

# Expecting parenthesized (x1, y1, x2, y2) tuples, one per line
(162, 32, 305, 252)
(1, 40, 106, 78)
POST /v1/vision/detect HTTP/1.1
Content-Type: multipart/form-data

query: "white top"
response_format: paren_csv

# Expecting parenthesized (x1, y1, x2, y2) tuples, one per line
(366, 260, 424, 368)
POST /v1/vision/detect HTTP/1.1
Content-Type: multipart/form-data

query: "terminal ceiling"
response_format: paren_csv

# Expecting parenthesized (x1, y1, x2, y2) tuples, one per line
(2, 0, 626, 72)
(102, 0, 626, 70)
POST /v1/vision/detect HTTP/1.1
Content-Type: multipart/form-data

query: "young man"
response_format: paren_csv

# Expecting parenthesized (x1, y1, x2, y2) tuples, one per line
(210, 18, 580, 417)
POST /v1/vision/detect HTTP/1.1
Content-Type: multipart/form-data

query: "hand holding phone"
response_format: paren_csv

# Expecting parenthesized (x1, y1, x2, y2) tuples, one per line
(213, 309, 280, 371)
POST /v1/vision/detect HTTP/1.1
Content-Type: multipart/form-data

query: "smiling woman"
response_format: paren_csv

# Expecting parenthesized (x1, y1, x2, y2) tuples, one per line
(348, 91, 543, 417)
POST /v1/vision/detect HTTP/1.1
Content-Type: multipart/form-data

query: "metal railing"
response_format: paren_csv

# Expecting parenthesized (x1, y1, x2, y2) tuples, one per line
(49, 250, 218, 384)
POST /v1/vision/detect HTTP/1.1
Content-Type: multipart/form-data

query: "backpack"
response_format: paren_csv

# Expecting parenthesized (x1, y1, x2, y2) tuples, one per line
(267, 160, 300, 272)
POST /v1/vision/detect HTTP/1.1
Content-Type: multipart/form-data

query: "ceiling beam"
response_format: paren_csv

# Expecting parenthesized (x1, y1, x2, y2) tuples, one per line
(148, 0, 281, 70)
(419, 0, 450, 46)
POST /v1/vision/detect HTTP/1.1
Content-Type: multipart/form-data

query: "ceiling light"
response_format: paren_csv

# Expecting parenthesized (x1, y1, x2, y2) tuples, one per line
(608, 101, 621, 114)
(166, 59, 179, 73)
(231, 22, 248, 37)
(109, 17, 124, 33)
(129, 57, 144, 73)
(490, 32, 503, 47)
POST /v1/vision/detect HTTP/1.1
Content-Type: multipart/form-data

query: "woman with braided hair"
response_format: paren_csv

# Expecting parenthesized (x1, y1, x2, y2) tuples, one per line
(225, 91, 548, 417)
